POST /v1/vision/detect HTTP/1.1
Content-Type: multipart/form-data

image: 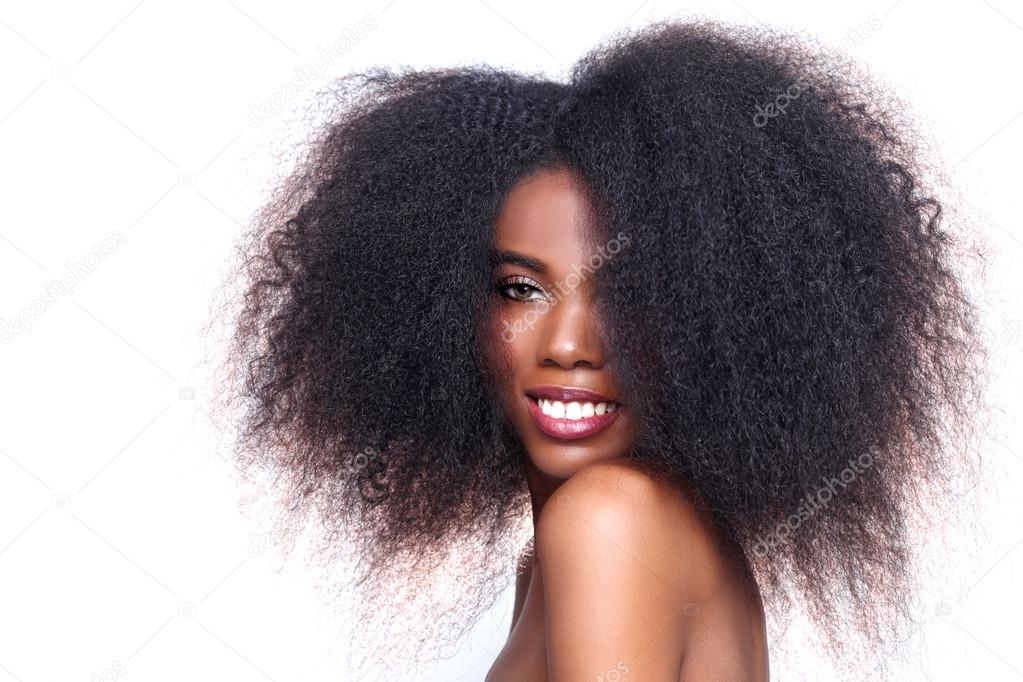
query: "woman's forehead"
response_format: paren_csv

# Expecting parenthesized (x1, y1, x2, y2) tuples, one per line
(492, 167, 599, 263)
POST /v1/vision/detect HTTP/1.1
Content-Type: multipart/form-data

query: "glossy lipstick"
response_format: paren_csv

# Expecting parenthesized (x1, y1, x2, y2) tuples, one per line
(525, 385, 621, 440)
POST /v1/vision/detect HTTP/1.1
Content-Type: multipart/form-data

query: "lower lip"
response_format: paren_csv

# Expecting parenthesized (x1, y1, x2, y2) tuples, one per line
(525, 395, 621, 440)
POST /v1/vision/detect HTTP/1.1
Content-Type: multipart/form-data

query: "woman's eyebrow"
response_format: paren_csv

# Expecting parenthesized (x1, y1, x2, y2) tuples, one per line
(489, 249, 548, 274)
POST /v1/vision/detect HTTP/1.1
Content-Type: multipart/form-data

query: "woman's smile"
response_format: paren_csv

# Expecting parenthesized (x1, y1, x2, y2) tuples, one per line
(523, 384, 623, 440)
(525, 393, 621, 439)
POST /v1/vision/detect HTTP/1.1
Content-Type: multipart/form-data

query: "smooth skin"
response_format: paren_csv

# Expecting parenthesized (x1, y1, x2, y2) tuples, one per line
(483, 166, 770, 681)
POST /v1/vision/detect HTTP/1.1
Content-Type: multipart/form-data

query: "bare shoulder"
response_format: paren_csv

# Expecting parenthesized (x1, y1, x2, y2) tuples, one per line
(536, 457, 729, 679)
(537, 457, 724, 581)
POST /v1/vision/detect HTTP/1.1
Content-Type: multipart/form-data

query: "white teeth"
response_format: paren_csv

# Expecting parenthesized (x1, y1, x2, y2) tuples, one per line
(537, 397, 618, 420)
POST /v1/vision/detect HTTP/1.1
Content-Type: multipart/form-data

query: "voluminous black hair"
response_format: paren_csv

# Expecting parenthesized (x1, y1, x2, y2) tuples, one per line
(206, 17, 991, 678)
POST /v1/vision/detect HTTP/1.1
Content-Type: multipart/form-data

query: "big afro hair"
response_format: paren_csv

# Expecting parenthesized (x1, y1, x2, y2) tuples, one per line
(206, 16, 991, 678)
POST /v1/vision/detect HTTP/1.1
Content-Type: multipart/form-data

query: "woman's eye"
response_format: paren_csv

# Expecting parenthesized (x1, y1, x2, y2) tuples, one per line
(496, 279, 545, 302)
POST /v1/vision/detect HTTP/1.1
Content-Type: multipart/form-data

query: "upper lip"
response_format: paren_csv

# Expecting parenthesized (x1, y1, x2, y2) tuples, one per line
(525, 385, 620, 404)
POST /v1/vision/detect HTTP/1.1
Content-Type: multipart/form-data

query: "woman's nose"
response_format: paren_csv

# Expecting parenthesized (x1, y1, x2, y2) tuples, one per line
(536, 297, 606, 370)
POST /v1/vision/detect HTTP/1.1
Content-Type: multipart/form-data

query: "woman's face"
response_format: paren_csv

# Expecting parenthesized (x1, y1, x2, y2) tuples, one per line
(484, 165, 636, 480)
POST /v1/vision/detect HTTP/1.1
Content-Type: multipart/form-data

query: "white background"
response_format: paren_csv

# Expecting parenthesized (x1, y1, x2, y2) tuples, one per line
(1, 1, 1020, 680)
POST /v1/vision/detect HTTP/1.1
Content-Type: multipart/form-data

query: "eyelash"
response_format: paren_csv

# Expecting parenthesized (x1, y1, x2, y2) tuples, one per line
(495, 275, 546, 303)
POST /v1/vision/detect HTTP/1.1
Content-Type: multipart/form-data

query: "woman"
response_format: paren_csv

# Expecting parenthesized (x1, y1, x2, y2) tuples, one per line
(482, 164, 769, 680)
(211, 17, 988, 680)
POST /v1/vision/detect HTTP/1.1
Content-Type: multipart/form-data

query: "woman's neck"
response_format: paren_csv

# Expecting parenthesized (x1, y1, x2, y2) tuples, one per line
(521, 454, 564, 531)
